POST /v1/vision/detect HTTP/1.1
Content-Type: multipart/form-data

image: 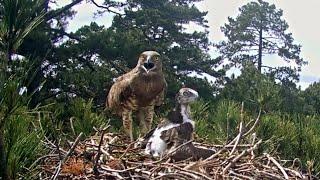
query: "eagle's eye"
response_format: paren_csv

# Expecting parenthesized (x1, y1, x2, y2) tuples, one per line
(182, 91, 189, 96)
(154, 56, 159, 61)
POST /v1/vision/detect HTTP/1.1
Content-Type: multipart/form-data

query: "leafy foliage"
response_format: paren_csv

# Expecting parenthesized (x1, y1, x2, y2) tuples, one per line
(5, 111, 45, 179)
(220, 63, 281, 112)
(192, 100, 320, 173)
(69, 98, 108, 137)
(302, 81, 320, 114)
(257, 113, 320, 172)
(218, 0, 306, 82)
(193, 100, 242, 143)
(0, 0, 45, 60)
(0, 71, 45, 179)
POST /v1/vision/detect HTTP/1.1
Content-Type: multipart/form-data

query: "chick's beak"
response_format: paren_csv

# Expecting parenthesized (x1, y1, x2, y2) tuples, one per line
(189, 89, 199, 99)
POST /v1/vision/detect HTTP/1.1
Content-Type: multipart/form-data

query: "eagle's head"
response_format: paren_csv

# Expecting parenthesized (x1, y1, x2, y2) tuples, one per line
(176, 88, 199, 104)
(137, 51, 162, 73)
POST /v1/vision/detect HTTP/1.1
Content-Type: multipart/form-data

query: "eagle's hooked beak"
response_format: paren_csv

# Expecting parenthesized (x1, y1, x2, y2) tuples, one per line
(143, 56, 155, 73)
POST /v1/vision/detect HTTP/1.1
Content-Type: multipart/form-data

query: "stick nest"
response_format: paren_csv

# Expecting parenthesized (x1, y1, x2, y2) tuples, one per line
(38, 106, 315, 179)
(40, 130, 312, 180)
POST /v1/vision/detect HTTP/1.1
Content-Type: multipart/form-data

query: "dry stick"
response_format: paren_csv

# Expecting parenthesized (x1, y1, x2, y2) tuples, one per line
(222, 139, 262, 175)
(103, 136, 119, 160)
(158, 140, 193, 162)
(250, 133, 256, 159)
(193, 142, 252, 148)
(258, 162, 293, 177)
(51, 132, 83, 180)
(101, 165, 142, 173)
(226, 112, 230, 141)
(101, 148, 113, 159)
(240, 102, 244, 122)
(127, 160, 211, 179)
(134, 168, 152, 176)
(93, 129, 106, 175)
(243, 108, 261, 137)
(118, 137, 141, 159)
(55, 138, 63, 161)
(162, 163, 213, 180)
(227, 108, 261, 147)
(289, 158, 302, 169)
(149, 166, 163, 177)
(234, 163, 254, 172)
(153, 172, 189, 180)
(257, 170, 283, 180)
(183, 160, 201, 170)
(229, 170, 253, 180)
(179, 171, 205, 179)
(29, 154, 59, 169)
(62, 133, 83, 164)
(203, 147, 227, 161)
(283, 168, 303, 178)
(237, 168, 256, 173)
(226, 103, 244, 148)
(85, 142, 100, 148)
(42, 138, 67, 154)
(95, 172, 124, 179)
(229, 121, 244, 155)
(265, 153, 289, 180)
(108, 136, 119, 145)
(69, 117, 76, 136)
(307, 161, 314, 179)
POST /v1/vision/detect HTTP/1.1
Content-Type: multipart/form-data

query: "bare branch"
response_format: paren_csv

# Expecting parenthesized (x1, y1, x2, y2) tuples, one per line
(46, 0, 84, 21)
(90, 0, 125, 16)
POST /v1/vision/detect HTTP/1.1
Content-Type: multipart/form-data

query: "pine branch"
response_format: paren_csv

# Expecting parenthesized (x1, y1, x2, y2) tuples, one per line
(45, 0, 84, 21)
(90, 0, 125, 16)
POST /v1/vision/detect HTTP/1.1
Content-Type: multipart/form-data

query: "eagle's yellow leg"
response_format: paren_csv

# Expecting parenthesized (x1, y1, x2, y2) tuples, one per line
(138, 104, 154, 135)
(122, 110, 134, 141)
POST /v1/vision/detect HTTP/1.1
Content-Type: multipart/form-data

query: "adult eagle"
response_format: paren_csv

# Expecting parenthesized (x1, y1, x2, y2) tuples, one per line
(107, 51, 167, 141)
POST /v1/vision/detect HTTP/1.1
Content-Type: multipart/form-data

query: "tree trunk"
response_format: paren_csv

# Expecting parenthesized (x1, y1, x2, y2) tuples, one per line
(0, 128, 9, 180)
(258, 26, 263, 72)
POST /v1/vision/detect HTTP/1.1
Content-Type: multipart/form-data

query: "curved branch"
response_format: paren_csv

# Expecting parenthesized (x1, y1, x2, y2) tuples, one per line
(90, 0, 125, 16)
(50, 28, 83, 42)
(45, 0, 84, 21)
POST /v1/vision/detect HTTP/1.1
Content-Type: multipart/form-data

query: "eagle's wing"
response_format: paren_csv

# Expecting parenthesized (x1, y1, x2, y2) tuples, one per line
(160, 126, 178, 145)
(154, 79, 167, 106)
(136, 117, 169, 148)
(107, 70, 137, 113)
(161, 122, 198, 161)
(142, 117, 170, 140)
(160, 122, 194, 147)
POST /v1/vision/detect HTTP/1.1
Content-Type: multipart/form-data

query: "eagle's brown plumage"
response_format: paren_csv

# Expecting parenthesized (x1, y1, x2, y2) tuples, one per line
(107, 51, 167, 141)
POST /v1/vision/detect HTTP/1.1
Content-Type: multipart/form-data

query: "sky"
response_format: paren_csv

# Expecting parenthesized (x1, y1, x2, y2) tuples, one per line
(57, 0, 320, 89)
